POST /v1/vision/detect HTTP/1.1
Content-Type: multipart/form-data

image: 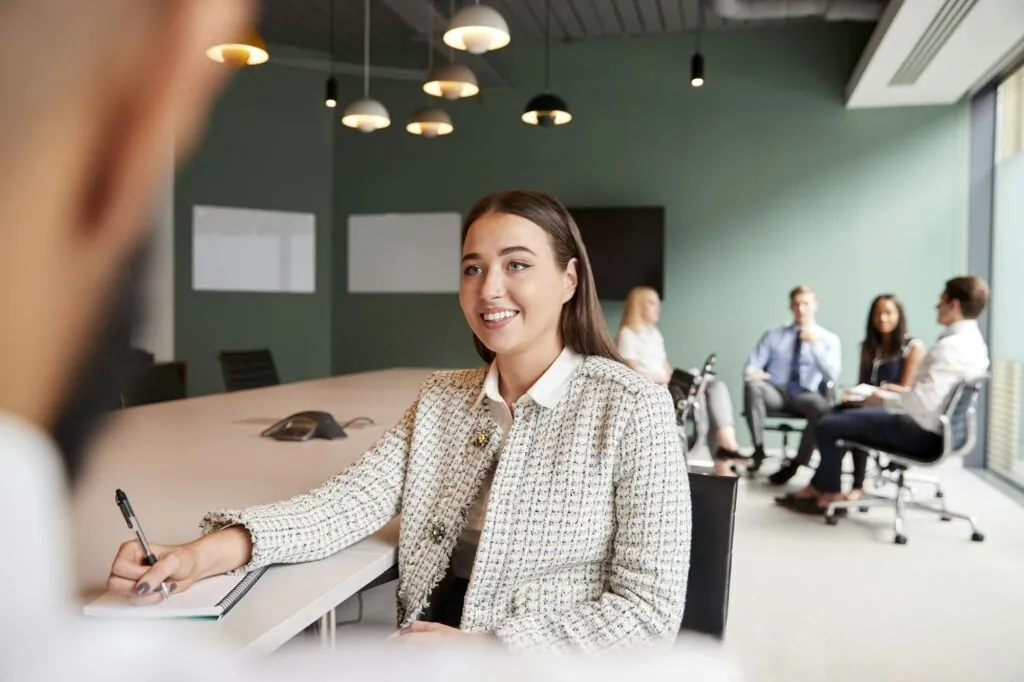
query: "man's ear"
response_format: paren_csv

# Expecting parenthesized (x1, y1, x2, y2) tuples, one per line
(562, 258, 579, 303)
(78, 0, 248, 252)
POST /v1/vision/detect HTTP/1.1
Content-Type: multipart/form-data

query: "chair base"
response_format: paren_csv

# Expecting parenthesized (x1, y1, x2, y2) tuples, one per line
(824, 471, 984, 544)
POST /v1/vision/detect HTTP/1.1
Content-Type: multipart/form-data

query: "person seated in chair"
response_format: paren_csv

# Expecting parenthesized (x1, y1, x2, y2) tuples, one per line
(617, 286, 745, 476)
(779, 276, 990, 514)
(838, 294, 926, 498)
(743, 285, 841, 483)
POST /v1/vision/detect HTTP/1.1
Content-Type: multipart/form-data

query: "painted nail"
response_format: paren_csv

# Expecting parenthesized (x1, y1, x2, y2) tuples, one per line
(135, 583, 150, 595)
(169, 583, 178, 593)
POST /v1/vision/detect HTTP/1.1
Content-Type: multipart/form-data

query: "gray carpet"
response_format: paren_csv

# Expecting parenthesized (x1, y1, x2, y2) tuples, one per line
(337, 458, 1024, 682)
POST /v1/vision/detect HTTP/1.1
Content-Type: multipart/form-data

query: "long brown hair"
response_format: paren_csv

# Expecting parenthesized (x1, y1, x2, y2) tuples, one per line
(462, 189, 623, 364)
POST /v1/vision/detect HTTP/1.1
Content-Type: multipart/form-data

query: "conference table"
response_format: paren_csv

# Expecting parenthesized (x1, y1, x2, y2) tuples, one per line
(71, 367, 433, 655)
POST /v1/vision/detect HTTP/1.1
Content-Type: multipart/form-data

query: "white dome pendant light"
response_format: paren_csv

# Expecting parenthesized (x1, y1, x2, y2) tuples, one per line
(522, 0, 571, 126)
(425, 0, 479, 98)
(443, 1, 510, 55)
(409, 0, 454, 136)
(342, 0, 390, 132)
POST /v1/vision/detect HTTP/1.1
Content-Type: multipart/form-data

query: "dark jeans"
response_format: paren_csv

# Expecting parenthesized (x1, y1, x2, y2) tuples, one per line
(829, 404, 871, 489)
(811, 407, 943, 494)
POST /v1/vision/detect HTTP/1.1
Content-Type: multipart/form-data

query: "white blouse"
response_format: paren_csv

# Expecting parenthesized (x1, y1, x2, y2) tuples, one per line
(617, 325, 668, 380)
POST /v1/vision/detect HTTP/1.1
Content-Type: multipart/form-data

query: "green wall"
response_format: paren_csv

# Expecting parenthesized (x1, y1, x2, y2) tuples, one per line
(330, 23, 969, 443)
(174, 58, 335, 396)
(175, 23, 970, 434)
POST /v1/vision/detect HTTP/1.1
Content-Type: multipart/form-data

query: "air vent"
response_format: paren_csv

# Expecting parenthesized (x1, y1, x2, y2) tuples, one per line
(889, 0, 978, 86)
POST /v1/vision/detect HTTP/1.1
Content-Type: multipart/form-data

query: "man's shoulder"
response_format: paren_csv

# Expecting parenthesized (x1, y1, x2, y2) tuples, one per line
(762, 323, 792, 338)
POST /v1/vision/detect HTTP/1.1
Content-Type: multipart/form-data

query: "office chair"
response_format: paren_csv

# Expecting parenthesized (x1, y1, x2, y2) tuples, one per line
(122, 362, 187, 407)
(218, 349, 280, 392)
(679, 471, 738, 639)
(745, 378, 836, 475)
(669, 353, 718, 452)
(824, 377, 987, 545)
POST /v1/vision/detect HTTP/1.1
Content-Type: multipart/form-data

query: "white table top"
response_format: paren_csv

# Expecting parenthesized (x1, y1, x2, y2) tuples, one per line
(70, 367, 433, 654)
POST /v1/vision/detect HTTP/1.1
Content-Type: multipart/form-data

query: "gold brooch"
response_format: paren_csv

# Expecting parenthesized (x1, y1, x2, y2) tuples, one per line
(473, 432, 488, 448)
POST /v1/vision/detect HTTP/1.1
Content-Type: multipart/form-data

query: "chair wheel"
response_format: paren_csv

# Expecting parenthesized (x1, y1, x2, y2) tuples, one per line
(941, 515, 952, 522)
(971, 531, 985, 542)
(894, 534, 908, 545)
(825, 514, 839, 526)
(858, 506, 869, 513)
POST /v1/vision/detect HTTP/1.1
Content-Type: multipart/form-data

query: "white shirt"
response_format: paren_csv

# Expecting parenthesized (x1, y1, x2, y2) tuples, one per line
(452, 348, 583, 578)
(617, 325, 668, 380)
(884, 320, 990, 434)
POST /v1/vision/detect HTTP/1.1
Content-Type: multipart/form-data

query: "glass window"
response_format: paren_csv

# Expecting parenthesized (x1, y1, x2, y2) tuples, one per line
(987, 64, 1024, 485)
(996, 64, 1024, 163)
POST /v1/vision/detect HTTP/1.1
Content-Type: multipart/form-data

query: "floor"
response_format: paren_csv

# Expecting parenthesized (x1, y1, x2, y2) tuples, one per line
(333, 457, 1024, 682)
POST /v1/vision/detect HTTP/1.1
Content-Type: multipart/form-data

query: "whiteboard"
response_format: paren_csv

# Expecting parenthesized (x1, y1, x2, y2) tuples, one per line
(348, 212, 461, 293)
(192, 205, 315, 294)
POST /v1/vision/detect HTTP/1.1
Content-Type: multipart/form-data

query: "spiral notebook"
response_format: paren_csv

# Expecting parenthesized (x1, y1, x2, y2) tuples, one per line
(83, 567, 267, 620)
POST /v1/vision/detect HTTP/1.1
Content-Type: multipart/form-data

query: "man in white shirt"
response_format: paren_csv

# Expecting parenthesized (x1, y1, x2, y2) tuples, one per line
(778, 277, 990, 513)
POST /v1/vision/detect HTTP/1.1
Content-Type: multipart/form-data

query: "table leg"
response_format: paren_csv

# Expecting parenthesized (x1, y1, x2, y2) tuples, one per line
(319, 609, 336, 650)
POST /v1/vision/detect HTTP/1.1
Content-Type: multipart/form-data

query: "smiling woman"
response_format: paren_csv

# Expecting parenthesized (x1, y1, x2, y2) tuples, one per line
(105, 189, 691, 653)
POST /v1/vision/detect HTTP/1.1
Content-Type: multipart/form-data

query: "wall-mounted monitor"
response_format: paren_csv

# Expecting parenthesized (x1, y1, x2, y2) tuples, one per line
(567, 206, 665, 301)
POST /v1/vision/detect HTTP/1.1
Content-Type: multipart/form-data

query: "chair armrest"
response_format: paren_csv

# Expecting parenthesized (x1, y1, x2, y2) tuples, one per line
(819, 379, 837, 405)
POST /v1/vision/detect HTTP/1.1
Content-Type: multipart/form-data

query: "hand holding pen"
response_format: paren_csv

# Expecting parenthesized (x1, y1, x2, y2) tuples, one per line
(113, 489, 174, 600)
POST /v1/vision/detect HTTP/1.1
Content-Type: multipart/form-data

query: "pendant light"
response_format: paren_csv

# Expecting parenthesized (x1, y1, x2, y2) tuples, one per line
(325, 0, 338, 107)
(342, 0, 390, 132)
(522, 0, 571, 127)
(407, 107, 454, 137)
(443, 2, 510, 55)
(206, 27, 269, 67)
(408, 0, 454, 136)
(690, 2, 705, 88)
(424, 0, 479, 99)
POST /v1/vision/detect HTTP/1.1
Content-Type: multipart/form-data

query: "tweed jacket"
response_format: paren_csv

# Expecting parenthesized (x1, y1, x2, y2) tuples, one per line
(201, 356, 691, 653)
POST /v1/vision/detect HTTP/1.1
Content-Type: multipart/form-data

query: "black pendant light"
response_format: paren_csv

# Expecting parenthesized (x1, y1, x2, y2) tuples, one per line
(690, 1, 705, 88)
(325, 0, 338, 107)
(522, 0, 571, 126)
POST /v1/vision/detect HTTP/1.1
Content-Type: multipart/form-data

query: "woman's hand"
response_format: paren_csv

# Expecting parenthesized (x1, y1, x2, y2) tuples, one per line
(879, 382, 908, 393)
(107, 541, 200, 604)
(106, 526, 253, 605)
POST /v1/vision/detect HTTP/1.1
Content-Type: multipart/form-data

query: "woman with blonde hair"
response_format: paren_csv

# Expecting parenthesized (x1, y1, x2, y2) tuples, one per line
(617, 286, 746, 476)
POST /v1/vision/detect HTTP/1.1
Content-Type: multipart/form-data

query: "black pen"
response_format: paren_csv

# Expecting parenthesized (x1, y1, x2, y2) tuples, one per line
(115, 489, 171, 600)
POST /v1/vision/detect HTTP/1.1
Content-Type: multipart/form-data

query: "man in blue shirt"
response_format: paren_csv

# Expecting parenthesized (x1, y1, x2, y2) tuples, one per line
(743, 285, 841, 484)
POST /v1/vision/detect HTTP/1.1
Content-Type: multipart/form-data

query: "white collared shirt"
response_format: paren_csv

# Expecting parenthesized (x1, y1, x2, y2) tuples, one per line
(884, 320, 989, 434)
(452, 348, 583, 579)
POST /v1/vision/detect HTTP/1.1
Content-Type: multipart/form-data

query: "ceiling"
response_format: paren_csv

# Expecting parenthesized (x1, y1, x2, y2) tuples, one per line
(846, 0, 1024, 107)
(256, 0, 883, 85)
(257, 0, 729, 58)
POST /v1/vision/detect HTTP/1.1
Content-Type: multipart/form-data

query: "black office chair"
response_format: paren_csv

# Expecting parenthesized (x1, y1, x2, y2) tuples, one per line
(218, 349, 280, 392)
(122, 362, 186, 407)
(679, 471, 738, 639)
(745, 378, 836, 475)
(326, 473, 739, 640)
(669, 353, 718, 452)
(824, 377, 987, 545)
